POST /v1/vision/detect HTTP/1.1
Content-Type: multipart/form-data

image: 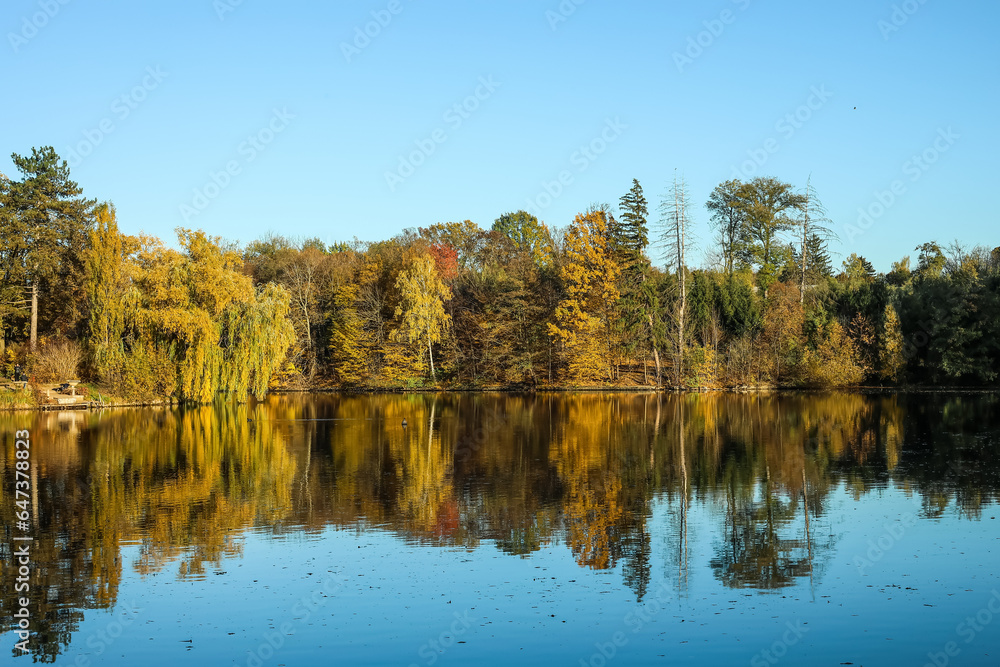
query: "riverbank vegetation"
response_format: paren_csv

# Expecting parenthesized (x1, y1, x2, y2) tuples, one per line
(1, 147, 998, 403)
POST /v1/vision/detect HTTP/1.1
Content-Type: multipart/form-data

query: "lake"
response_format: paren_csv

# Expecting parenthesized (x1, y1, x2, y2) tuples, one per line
(2, 392, 999, 666)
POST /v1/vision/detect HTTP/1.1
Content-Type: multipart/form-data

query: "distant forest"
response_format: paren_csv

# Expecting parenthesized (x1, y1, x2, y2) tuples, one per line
(2, 146, 998, 402)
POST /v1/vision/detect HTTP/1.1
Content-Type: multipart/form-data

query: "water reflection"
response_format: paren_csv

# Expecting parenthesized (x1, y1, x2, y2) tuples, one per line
(2, 392, 999, 661)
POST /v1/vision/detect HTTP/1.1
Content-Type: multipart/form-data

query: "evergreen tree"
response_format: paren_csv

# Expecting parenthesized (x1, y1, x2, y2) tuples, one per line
(0, 147, 94, 349)
(618, 178, 649, 258)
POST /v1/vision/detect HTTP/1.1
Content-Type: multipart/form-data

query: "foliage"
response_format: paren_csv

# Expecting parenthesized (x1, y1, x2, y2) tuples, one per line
(394, 254, 452, 381)
(548, 211, 621, 384)
(3, 147, 996, 392)
(28, 338, 83, 382)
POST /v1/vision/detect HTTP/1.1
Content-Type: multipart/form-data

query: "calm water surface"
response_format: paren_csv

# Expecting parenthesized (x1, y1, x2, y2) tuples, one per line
(2, 392, 999, 666)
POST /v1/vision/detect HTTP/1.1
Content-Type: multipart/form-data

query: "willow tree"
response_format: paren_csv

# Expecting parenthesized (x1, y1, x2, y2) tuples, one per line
(85, 203, 136, 383)
(219, 282, 296, 400)
(126, 229, 295, 403)
(394, 254, 451, 382)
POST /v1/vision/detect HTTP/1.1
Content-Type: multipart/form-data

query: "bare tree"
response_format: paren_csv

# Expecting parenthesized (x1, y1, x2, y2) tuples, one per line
(659, 173, 695, 386)
(798, 177, 836, 303)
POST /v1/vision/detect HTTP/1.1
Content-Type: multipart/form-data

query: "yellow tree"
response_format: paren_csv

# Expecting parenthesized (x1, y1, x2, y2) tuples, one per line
(761, 282, 804, 382)
(878, 303, 905, 383)
(548, 211, 621, 384)
(85, 203, 138, 384)
(394, 254, 451, 382)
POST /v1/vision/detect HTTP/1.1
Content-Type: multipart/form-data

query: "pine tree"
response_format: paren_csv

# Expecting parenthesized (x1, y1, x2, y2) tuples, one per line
(618, 178, 649, 258)
(0, 147, 94, 349)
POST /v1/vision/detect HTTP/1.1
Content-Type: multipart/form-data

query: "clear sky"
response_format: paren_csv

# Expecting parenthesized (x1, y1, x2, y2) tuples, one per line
(2, 0, 997, 271)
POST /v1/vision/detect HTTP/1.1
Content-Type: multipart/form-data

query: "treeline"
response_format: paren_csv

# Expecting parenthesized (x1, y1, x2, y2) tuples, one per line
(1, 146, 998, 400)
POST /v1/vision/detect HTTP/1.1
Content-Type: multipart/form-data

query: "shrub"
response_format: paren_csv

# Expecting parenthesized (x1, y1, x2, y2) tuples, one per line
(28, 339, 83, 383)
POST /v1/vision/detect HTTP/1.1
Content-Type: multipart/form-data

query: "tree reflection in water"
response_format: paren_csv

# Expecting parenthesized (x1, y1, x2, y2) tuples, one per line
(2, 392, 999, 660)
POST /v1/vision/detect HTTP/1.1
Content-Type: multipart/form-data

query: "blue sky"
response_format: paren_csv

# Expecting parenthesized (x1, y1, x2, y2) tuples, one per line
(2, 0, 997, 271)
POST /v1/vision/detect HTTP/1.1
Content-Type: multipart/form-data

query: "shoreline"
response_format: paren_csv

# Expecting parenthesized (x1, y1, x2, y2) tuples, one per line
(2, 384, 998, 412)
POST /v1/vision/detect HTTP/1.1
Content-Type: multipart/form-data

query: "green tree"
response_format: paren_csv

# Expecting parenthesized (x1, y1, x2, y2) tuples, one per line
(705, 179, 748, 276)
(735, 177, 806, 292)
(492, 211, 553, 267)
(0, 147, 94, 349)
(617, 178, 649, 259)
(915, 242, 945, 279)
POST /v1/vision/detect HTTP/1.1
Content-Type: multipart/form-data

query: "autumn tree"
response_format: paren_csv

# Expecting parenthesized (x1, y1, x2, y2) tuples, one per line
(395, 254, 451, 382)
(760, 282, 804, 382)
(548, 211, 621, 384)
(418, 220, 483, 269)
(878, 303, 905, 383)
(492, 211, 553, 267)
(85, 204, 138, 386)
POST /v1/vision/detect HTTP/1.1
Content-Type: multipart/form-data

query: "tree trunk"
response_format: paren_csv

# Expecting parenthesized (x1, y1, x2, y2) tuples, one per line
(427, 334, 436, 381)
(648, 312, 662, 387)
(30, 281, 38, 351)
(800, 189, 809, 304)
(675, 184, 687, 387)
